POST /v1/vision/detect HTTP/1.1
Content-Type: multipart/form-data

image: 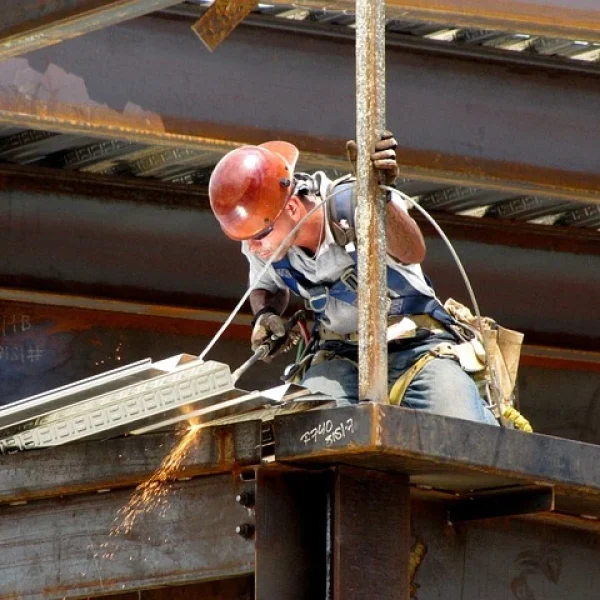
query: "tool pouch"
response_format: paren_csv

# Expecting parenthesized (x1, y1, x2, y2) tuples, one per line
(444, 298, 524, 425)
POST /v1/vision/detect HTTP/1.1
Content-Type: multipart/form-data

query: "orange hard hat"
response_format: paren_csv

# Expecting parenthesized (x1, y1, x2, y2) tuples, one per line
(209, 141, 300, 241)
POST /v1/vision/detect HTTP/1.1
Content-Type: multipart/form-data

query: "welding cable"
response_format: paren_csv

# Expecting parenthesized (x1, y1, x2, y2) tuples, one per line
(198, 186, 349, 362)
(382, 186, 484, 329)
(298, 319, 311, 346)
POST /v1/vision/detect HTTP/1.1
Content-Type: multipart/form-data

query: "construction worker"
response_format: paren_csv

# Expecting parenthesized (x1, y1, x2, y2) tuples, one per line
(209, 135, 498, 425)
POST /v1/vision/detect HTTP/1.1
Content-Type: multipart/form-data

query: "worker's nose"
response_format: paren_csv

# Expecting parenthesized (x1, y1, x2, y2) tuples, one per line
(248, 239, 262, 253)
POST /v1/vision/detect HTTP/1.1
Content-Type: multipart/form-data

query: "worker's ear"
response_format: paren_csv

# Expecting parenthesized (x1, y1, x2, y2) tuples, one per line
(286, 195, 304, 218)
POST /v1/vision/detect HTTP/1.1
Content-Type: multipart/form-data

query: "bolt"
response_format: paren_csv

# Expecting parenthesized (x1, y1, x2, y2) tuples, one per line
(236, 523, 255, 540)
(236, 491, 255, 508)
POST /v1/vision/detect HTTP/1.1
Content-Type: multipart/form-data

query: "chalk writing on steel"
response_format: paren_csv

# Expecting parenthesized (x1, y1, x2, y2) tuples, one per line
(1, 314, 31, 336)
(0, 314, 43, 364)
(300, 418, 355, 446)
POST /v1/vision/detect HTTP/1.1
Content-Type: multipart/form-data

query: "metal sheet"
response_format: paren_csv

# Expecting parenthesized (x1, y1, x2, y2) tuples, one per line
(0, 355, 236, 452)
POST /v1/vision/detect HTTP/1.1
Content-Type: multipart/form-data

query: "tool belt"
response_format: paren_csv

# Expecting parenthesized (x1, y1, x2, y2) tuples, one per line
(389, 340, 485, 406)
(316, 314, 446, 345)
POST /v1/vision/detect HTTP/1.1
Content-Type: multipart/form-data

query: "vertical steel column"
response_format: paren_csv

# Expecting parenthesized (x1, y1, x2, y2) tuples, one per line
(332, 466, 410, 599)
(355, 0, 389, 403)
(255, 468, 332, 600)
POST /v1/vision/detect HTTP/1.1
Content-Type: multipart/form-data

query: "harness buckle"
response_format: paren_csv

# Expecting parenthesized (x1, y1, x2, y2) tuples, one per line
(306, 286, 329, 312)
(340, 267, 359, 292)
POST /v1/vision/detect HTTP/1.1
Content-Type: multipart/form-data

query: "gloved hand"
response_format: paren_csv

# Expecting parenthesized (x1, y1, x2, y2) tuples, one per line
(251, 312, 301, 362)
(345, 130, 399, 186)
(251, 311, 285, 350)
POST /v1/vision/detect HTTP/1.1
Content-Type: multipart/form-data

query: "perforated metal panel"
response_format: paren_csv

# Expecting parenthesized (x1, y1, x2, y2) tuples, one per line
(0, 356, 235, 452)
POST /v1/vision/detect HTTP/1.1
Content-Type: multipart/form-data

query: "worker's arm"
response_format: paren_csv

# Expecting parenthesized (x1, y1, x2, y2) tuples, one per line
(249, 287, 290, 317)
(346, 131, 424, 263)
(249, 287, 291, 354)
(386, 201, 426, 264)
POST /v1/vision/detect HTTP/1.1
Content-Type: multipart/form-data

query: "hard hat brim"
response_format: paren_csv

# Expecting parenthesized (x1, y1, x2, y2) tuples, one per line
(259, 141, 299, 174)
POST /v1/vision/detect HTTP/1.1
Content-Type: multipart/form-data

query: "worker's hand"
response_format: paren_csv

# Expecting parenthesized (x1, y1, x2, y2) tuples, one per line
(346, 131, 399, 186)
(251, 312, 301, 362)
(372, 131, 399, 185)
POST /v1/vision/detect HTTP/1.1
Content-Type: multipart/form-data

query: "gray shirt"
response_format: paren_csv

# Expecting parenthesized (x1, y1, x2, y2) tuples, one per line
(243, 174, 436, 335)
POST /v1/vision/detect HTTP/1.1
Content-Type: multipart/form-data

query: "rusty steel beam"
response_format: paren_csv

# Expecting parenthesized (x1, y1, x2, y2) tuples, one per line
(0, 0, 182, 60)
(1, 16, 599, 204)
(0, 164, 598, 347)
(0, 474, 255, 599)
(355, 0, 388, 403)
(255, 468, 331, 599)
(274, 404, 600, 523)
(333, 467, 410, 599)
(0, 422, 262, 505)
(257, 0, 600, 43)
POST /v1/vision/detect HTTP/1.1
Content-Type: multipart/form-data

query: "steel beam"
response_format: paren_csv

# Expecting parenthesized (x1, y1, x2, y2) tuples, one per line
(255, 465, 410, 600)
(274, 404, 600, 523)
(255, 468, 331, 600)
(1, 16, 600, 203)
(0, 474, 255, 599)
(0, 422, 262, 505)
(333, 467, 410, 599)
(258, 0, 600, 43)
(0, 166, 598, 346)
(0, 0, 182, 60)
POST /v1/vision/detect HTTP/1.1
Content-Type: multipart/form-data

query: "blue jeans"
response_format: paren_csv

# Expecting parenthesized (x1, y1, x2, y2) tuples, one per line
(300, 334, 499, 426)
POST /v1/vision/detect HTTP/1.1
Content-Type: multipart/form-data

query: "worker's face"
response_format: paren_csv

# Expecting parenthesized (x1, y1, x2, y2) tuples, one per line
(247, 197, 302, 261)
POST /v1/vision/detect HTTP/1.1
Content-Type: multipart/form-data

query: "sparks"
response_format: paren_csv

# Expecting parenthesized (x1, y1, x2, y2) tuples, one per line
(111, 425, 201, 536)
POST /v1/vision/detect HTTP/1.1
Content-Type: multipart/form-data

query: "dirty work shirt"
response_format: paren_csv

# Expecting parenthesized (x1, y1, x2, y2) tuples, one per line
(242, 177, 438, 335)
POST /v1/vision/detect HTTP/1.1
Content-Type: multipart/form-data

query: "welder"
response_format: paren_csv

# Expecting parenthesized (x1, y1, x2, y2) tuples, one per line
(208, 134, 499, 425)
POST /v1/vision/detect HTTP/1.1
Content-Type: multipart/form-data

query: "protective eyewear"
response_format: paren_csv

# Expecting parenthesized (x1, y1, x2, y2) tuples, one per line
(251, 224, 275, 241)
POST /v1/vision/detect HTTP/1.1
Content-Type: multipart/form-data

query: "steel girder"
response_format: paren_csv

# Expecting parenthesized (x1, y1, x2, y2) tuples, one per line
(2, 408, 600, 599)
(0, 16, 599, 203)
(4, 1, 600, 60)
(259, 0, 600, 43)
(0, 166, 598, 343)
(273, 404, 600, 522)
(0, 0, 182, 60)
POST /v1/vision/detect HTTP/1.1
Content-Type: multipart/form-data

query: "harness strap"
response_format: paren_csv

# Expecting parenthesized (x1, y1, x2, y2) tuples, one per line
(389, 351, 437, 406)
(273, 252, 454, 328)
(389, 342, 462, 405)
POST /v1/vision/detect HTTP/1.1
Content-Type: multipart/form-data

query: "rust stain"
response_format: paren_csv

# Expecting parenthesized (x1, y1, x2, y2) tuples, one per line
(409, 539, 427, 598)
(214, 426, 235, 465)
(191, 0, 257, 52)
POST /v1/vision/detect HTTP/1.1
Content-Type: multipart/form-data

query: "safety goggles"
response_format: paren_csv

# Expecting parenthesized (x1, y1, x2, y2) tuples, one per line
(250, 224, 275, 241)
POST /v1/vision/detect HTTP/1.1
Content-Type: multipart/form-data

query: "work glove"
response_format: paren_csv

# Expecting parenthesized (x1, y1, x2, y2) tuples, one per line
(251, 312, 299, 362)
(345, 130, 399, 186)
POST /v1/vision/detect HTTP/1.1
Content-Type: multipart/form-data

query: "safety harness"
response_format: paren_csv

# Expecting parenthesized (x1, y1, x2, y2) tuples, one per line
(277, 175, 531, 430)
(273, 174, 455, 331)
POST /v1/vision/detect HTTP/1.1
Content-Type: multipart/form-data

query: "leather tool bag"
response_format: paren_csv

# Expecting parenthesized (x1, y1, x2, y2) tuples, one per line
(444, 298, 524, 425)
